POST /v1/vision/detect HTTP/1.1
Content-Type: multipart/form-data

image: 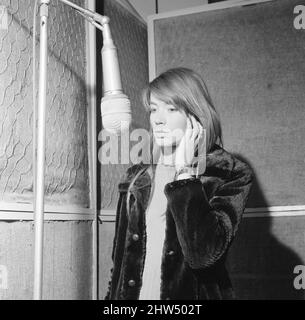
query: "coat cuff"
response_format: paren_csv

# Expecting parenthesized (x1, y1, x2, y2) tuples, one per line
(165, 176, 201, 191)
(164, 178, 210, 208)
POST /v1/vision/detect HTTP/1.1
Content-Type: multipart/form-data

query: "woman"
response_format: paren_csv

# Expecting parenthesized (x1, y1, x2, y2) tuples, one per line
(105, 68, 254, 300)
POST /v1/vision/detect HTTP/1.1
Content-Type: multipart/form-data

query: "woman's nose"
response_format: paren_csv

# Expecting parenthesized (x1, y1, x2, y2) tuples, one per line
(153, 111, 166, 125)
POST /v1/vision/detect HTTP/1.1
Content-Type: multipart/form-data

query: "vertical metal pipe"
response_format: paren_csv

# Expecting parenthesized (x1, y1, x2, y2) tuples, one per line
(33, 0, 49, 300)
(86, 0, 98, 300)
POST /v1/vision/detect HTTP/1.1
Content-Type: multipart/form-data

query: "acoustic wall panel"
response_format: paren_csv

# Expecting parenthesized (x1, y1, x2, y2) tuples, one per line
(0, 0, 90, 208)
(151, 0, 305, 208)
(98, 0, 149, 210)
(227, 215, 305, 299)
(0, 220, 92, 299)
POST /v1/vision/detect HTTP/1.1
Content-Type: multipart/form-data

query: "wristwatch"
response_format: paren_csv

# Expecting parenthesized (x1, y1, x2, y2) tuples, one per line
(174, 166, 196, 180)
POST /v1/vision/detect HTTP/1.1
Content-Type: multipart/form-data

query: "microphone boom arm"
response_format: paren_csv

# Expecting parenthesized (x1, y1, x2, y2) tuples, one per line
(58, 0, 109, 26)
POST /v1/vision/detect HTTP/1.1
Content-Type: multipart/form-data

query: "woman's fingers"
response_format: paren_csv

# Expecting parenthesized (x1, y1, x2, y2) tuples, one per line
(175, 116, 205, 169)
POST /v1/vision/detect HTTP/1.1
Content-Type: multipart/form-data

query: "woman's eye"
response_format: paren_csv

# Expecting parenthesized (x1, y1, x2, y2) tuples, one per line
(168, 107, 177, 112)
(149, 106, 156, 112)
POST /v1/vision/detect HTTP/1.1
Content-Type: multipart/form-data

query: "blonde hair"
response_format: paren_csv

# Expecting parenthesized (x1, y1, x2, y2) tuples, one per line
(126, 68, 223, 217)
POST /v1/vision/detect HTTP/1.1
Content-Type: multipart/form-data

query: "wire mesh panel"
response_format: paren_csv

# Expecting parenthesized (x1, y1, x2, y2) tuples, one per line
(0, 0, 90, 208)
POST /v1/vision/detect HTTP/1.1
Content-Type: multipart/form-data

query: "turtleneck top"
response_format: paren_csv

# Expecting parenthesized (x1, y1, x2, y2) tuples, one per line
(138, 164, 175, 300)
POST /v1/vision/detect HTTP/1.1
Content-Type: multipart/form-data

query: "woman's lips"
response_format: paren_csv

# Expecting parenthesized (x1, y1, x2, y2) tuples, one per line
(154, 130, 170, 134)
(154, 131, 168, 137)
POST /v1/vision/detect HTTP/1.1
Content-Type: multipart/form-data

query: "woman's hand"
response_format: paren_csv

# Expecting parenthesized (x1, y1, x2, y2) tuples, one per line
(174, 115, 206, 177)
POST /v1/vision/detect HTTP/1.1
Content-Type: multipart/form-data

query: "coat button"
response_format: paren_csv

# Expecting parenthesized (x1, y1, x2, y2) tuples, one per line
(132, 234, 139, 241)
(128, 279, 136, 287)
(166, 297, 170, 300)
(167, 250, 175, 256)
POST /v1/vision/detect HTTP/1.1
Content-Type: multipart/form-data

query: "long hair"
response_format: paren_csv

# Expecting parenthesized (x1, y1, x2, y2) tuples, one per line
(126, 67, 223, 217)
(142, 67, 223, 157)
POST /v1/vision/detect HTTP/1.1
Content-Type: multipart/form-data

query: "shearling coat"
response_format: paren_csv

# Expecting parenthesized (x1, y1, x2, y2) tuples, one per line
(105, 143, 254, 300)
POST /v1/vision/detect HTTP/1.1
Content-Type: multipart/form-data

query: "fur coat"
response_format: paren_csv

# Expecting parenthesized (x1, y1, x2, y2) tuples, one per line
(105, 144, 254, 300)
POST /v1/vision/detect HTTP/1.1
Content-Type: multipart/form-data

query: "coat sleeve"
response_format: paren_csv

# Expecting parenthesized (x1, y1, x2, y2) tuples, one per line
(164, 158, 254, 270)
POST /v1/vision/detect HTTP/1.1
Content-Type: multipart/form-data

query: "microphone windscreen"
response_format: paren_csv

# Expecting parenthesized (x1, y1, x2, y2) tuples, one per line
(101, 93, 131, 135)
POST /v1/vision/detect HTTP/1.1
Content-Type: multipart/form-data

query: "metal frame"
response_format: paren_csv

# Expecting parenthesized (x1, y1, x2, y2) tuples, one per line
(99, 205, 305, 222)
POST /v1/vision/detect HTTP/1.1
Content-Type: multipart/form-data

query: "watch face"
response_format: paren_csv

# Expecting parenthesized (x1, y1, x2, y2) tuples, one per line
(175, 166, 196, 181)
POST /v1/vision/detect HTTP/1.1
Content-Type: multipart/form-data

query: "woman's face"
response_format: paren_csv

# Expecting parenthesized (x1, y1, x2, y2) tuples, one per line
(149, 93, 187, 147)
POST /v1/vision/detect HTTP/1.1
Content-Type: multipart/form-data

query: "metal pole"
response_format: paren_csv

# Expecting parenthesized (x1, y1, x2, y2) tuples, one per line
(33, 0, 49, 300)
(32, 0, 107, 300)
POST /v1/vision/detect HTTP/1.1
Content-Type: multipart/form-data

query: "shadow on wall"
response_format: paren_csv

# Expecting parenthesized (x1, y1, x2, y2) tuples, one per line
(227, 153, 304, 300)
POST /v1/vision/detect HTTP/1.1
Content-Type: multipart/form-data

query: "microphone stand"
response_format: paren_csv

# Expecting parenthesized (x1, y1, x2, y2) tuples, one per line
(33, 0, 49, 300)
(33, 0, 108, 300)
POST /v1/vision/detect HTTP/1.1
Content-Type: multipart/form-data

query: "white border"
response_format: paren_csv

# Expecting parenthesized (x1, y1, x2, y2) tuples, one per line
(147, 0, 274, 80)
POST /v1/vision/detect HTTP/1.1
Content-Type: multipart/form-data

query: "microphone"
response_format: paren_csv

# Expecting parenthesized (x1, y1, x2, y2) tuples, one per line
(100, 19, 131, 135)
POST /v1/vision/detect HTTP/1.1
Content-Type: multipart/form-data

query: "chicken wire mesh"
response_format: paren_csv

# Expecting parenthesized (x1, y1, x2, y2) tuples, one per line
(0, 0, 90, 207)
